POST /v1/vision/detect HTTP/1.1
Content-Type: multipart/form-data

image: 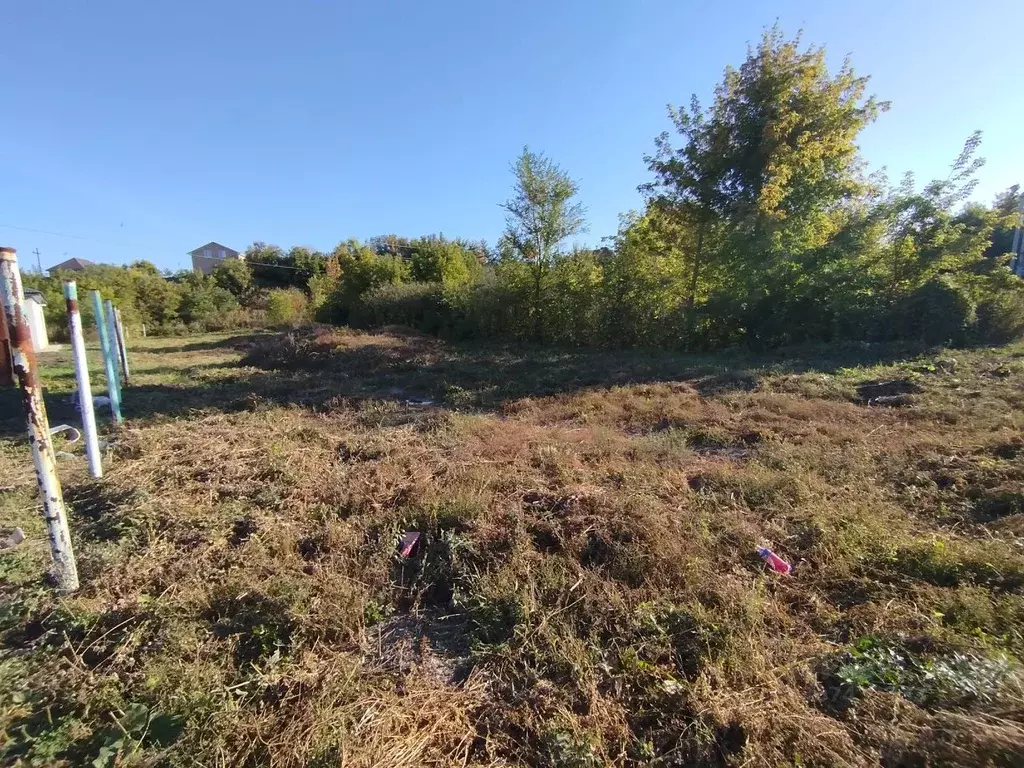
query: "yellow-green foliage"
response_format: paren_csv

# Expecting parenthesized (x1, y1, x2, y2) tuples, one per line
(265, 288, 309, 327)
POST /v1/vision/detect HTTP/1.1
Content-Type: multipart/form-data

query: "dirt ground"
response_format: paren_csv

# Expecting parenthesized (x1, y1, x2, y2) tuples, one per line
(2, 328, 1024, 766)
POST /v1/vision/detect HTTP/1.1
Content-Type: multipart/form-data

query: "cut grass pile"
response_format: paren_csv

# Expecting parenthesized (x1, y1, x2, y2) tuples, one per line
(2, 328, 1024, 766)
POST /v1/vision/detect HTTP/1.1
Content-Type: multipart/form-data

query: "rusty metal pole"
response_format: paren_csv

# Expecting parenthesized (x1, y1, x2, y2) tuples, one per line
(0, 297, 12, 387)
(91, 290, 123, 424)
(0, 247, 79, 592)
(64, 282, 103, 478)
(104, 299, 124, 388)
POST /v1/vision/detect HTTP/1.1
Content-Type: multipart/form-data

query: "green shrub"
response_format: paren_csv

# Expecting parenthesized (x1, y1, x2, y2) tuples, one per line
(885, 278, 975, 345)
(976, 288, 1024, 344)
(178, 274, 239, 326)
(350, 282, 447, 333)
(836, 636, 1018, 707)
(266, 288, 309, 328)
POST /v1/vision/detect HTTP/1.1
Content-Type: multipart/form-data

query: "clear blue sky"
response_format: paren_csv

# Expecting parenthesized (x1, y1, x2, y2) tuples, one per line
(2, 0, 1021, 272)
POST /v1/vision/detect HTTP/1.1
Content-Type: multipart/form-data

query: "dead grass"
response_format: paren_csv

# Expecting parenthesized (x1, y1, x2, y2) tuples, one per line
(2, 328, 1024, 765)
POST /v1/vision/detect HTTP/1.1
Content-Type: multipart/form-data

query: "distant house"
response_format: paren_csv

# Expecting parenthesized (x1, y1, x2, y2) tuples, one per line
(23, 290, 49, 352)
(189, 242, 242, 276)
(47, 257, 94, 274)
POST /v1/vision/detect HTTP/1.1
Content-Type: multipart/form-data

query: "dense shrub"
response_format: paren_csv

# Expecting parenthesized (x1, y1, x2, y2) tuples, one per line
(177, 273, 239, 326)
(350, 283, 447, 333)
(884, 279, 976, 346)
(976, 287, 1024, 344)
(266, 288, 309, 328)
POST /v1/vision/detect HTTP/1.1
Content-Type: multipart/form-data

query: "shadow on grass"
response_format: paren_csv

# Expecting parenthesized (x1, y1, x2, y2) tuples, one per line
(0, 328, 941, 436)
(152, 333, 269, 355)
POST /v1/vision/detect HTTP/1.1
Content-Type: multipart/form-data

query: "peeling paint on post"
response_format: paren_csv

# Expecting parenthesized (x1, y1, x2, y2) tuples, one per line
(0, 247, 80, 592)
(113, 307, 130, 384)
(91, 290, 123, 424)
(64, 282, 103, 478)
(0, 299, 12, 387)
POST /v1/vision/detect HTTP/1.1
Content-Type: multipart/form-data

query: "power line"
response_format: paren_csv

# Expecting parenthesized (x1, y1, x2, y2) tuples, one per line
(198, 254, 304, 271)
(0, 223, 146, 250)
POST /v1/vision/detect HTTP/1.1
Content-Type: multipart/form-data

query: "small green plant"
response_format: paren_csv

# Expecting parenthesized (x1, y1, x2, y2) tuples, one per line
(544, 727, 603, 768)
(836, 636, 1018, 707)
(91, 703, 183, 767)
(363, 598, 392, 626)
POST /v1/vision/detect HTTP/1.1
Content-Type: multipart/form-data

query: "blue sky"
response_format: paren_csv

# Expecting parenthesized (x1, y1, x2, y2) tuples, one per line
(2, 0, 1021, 272)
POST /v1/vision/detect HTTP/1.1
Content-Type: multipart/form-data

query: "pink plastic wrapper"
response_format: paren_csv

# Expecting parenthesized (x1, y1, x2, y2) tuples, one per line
(757, 547, 791, 574)
(398, 531, 422, 557)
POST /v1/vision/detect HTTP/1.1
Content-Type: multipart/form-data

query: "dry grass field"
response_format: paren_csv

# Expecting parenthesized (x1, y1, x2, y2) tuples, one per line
(2, 327, 1024, 766)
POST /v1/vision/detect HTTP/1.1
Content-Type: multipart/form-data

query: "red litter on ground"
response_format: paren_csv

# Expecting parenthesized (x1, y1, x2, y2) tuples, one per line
(758, 546, 791, 574)
(398, 532, 422, 557)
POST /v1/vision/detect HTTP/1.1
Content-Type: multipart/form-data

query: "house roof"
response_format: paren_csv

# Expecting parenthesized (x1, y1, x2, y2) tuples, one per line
(47, 257, 95, 272)
(24, 289, 46, 306)
(188, 242, 240, 257)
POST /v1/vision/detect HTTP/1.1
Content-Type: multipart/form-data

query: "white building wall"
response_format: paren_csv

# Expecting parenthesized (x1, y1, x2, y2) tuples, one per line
(25, 300, 48, 352)
(192, 251, 243, 276)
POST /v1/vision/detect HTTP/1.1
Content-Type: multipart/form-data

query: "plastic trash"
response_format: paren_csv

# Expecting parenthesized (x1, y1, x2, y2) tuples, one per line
(758, 546, 791, 574)
(398, 532, 422, 557)
(49, 424, 81, 443)
(73, 392, 111, 411)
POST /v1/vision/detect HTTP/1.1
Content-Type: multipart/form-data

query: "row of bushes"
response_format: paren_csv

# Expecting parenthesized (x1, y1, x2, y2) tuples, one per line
(22, 258, 317, 341)
(344, 265, 1024, 350)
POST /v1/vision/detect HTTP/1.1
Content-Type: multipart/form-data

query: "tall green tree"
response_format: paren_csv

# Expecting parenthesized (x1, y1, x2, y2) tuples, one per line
(408, 234, 481, 285)
(646, 27, 887, 342)
(644, 92, 731, 313)
(500, 147, 587, 340)
(287, 246, 327, 285)
(245, 241, 292, 289)
(177, 272, 238, 325)
(986, 185, 1023, 260)
(211, 258, 253, 302)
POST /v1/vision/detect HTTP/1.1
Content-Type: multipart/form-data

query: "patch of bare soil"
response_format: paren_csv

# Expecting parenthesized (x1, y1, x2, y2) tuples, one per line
(366, 611, 472, 687)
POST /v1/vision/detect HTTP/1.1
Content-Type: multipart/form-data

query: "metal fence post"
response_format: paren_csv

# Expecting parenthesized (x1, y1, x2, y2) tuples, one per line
(91, 290, 123, 424)
(113, 307, 130, 384)
(0, 247, 79, 592)
(104, 299, 124, 388)
(64, 282, 103, 478)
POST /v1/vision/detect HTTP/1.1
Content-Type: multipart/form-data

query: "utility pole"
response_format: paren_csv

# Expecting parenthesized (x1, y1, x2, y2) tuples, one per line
(32, 248, 42, 275)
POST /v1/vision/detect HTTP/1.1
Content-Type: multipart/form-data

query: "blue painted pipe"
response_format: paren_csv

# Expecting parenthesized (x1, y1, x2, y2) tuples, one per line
(90, 290, 123, 424)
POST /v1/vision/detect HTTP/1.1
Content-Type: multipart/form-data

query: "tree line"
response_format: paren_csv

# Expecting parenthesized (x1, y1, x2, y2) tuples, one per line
(28, 29, 1024, 349)
(345, 29, 1024, 349)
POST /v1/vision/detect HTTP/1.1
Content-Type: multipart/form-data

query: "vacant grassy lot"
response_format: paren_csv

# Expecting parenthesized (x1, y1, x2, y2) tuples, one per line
(2, 328, 1024, 766)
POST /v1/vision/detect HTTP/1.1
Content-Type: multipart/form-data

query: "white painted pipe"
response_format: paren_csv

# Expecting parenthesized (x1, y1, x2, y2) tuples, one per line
(64, 282, 103, 478)
(0, 247, 79, 592)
